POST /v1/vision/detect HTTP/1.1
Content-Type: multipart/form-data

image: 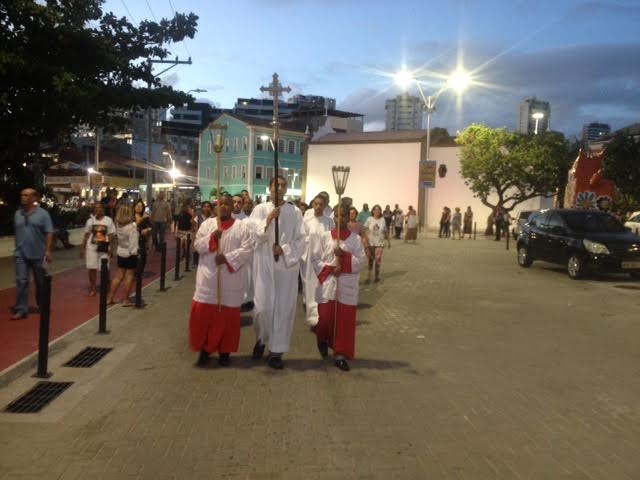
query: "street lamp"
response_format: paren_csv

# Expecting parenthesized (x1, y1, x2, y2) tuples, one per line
(394, 67, 472, 233)
(162, 151, 182, 193)
(187, 88, 207, 95)
(532, 112, 544, 135)
(87, 167, 100, 200)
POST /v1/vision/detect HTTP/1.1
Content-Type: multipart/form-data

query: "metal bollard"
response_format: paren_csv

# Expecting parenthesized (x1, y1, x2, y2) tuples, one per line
(184, 233, 191, 272)
(134, 252, 144, 309)
(174, 236, 181, 281)
(473, 222, 477, 240)
(506, 230, 510, 250)
(98, 257, 109, 334)
(34, 273, 52, 378)
(636, 228, 639, 236)
(159, 242, 168, 292)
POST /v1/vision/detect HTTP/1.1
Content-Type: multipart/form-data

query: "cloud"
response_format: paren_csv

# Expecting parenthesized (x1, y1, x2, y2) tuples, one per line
(565, 1, 640, 19)
(160, 72, 179, 87)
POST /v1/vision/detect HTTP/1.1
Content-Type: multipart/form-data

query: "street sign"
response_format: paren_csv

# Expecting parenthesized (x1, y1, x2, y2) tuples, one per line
(420, 160, 437, 189)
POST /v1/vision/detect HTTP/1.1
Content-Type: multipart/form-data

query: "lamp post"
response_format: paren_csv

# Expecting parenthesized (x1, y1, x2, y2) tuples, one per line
(395, 67, 472, 233)
(186, 88, 207, 95)
(532, 112, 544, 135)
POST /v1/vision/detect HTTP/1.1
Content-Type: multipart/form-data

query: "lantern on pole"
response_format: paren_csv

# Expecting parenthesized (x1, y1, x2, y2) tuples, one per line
(209, 123, 227, 311)
(331, 165, 350, 347)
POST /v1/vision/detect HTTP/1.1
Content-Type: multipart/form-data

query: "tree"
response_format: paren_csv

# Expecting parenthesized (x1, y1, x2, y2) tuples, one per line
(457, 124, 573, 214)
(603, 133, 640, 210)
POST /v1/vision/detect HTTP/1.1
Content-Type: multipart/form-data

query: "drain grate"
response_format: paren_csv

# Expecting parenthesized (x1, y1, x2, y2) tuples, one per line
(63, 347, 113, 368)
(4, 381, 73, 413)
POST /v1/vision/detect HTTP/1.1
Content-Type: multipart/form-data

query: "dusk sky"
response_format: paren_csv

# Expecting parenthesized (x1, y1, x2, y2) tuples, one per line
(105, 0, 640, 138)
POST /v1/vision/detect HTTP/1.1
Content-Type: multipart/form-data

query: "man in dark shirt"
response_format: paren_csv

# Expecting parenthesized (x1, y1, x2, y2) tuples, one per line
(12, 188, 54, 320)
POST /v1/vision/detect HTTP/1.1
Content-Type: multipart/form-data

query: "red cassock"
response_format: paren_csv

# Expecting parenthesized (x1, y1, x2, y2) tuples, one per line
(312, 228, 366, 359)
(189, 217, 252, 354)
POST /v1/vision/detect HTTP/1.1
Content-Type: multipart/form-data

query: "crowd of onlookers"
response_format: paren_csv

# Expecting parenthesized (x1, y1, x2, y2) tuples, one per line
(438, 206, 474, 240)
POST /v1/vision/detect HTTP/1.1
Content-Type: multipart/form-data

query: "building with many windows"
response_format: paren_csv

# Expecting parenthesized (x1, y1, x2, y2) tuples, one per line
(518, 97, 550, 134)
(198, 113, 307, 202)
(581, 122, 611, 146)
(385, 93, 423, 131)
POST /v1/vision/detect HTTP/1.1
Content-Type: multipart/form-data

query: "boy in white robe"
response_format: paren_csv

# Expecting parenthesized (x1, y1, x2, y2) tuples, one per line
(232, 194, 254, 310)
(311, 203, 366, 371)
(250, 176, 305, 369)
(190, 195, 252, 367)
(301, 195, 335, 328)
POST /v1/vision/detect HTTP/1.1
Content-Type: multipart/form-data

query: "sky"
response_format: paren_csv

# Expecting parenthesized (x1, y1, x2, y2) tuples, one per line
(105, 0, 640, 138)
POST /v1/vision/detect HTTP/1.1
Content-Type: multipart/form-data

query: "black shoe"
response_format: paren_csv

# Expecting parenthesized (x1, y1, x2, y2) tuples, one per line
(251, 341, 265, 360)
(317, 341, 329, 358)
(334, 359, 350, 371)
(195, 350, 210, 368)
(218, 353, 230, 367)
(268, 356, 284, 370)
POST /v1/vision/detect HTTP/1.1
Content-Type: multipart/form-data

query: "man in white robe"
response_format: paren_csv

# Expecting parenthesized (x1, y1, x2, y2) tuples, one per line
(303, 191, 332, 220)
(232, 194, 253, 310)
(190, 195, 252, 367)
(250, 176, 305, 369)
(301, 195, 334, 328)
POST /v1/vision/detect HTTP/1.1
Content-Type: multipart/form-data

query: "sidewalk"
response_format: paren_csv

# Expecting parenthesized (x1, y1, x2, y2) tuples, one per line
(1, 236, 640, 479)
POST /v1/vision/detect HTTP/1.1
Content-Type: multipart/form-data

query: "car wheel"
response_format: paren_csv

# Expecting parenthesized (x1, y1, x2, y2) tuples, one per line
(517, 245, 533, 268)
(567, 254, 585, 280)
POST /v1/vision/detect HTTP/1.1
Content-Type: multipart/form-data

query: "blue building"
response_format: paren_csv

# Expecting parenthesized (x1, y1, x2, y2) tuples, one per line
(198, 113, 308, 202)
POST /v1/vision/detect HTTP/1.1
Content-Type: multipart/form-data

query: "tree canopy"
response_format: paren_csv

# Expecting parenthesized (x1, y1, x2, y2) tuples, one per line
(457, 124, 573, 212)
(603, 133, 640, 210)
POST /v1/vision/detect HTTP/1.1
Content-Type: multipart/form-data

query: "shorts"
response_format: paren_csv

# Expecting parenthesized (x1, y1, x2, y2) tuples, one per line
(177, 229, 191, 240)
(85, 247, 109, 270)
(117, 255, 138, 270)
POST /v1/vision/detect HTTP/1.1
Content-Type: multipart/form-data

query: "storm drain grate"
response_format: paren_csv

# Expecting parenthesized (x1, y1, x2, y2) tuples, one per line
(4, 381, 73, 413)
(63, 347, 113, 368)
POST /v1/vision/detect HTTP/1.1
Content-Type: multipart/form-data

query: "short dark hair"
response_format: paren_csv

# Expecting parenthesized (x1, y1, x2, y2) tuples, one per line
(312, 194, 325, 205)
(269, 175, 287, 188)
(201, 201, 212, 208)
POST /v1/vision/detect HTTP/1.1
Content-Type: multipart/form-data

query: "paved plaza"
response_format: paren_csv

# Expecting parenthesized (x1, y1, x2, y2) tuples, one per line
(1, 234, 640, 479)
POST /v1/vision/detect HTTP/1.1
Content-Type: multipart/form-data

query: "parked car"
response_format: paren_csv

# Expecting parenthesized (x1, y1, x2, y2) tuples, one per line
(625, 211, 640, 234)
(517, 209, 640, 280)
(512, 210, 537, 239)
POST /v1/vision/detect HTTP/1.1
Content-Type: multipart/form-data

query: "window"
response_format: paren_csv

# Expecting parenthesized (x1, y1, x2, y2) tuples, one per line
(205, 167, 211, 179)
(548, 213, 565, 230)
(288, 140, 296, 154)
(224, 166, 229, 179)
(266, 167, 274, 180)
(278, 139, 285, 153)
(232, 166, 237, 179)
(267, 139, 274, 152)
(241, 165, 247, 179)
(225, 138, 230, 152)
(234, 137, 239, 152)
(242, 136, 248, 151)
(256, 137, 263, 151)
(207, 141, 212, 154)
(255, 166, 263, 180)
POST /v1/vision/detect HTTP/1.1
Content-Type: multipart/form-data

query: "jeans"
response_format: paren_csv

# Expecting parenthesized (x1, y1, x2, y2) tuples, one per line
(152, 221, 167, 248)
(15, 255, 45, 315)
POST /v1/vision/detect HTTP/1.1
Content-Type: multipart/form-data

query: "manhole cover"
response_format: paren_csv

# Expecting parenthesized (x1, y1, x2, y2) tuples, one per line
(4, 381, 73, 414)
(63, 347, 113, 368)
(614, 285, 640, 290)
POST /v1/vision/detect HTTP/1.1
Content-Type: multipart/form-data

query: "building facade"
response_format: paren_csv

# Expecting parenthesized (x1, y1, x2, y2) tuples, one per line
(385, 93, 423, 131)
(518, 97, 550, 134)
(198, 113, 307, 201)
(581, 122, 611, 146)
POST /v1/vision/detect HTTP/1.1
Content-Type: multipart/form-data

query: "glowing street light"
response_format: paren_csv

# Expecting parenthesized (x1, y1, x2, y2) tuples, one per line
(447, 68, 473, 94)
(532, 112, 545, 135)
(394, 68, 414, 90)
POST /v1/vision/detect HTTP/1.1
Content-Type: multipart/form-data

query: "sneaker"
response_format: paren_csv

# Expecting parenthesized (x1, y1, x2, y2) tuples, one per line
(334, 359, 350, 371)
(251, 341, 265, 360)
(268, 356, 284, 370)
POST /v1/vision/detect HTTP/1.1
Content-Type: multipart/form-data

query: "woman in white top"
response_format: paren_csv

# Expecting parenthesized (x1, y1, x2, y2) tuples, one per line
(108, 205, 139, 306)
(363, 204, 387, 283)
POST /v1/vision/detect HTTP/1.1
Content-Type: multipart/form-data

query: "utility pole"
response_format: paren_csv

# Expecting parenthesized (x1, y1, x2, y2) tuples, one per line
(145, 57, 192, 206)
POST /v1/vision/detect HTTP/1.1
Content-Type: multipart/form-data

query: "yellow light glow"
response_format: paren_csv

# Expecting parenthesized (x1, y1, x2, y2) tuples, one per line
(394, 68, 414, 90)
(447, 69, 472, 94)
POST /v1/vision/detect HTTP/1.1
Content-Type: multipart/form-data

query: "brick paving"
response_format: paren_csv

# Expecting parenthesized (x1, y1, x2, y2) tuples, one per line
(1, 235, 640, 479)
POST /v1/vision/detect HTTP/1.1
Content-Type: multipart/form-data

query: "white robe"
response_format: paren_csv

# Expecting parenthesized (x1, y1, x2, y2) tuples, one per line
(304, 206, 333, 220)
(250, 202, 305, 353)
(301, 214, 335, 325)
(232, 211, 253, 302)
(192, 218, 252, 307)
(311, 229, 366, 306)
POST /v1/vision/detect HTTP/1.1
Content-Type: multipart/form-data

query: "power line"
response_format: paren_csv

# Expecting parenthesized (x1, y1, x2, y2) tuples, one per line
(168, 0, 192, 58)
(120, 0, 138, 26)
(144, 0, 177, 59)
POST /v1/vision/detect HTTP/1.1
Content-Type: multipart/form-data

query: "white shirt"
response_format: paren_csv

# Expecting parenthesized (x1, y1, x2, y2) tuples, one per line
(84, 215, 116, 251)
(115, 222, 139, 258)
(364, 216, 387, 247)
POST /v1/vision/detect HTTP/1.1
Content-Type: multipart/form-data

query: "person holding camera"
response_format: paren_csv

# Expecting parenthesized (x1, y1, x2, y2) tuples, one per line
(81, 203, 115, 296)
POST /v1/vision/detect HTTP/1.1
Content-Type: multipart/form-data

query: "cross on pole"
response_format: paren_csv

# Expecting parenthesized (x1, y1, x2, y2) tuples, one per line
(260, 73, 291, 261)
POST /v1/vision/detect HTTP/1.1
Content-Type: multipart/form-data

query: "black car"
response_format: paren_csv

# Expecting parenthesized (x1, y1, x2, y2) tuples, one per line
(517, 209, 640, 280)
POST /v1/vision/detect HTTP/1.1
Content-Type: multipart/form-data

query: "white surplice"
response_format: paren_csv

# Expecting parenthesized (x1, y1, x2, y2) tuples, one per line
(250, 202, 305, 353)
(232, 211, 253, 303)
(301, 214, 335, 326)
(192, 218, 252, 307)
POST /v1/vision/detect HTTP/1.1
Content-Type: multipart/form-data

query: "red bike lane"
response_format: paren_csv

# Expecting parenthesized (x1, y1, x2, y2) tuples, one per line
(0, 247, 179, 373)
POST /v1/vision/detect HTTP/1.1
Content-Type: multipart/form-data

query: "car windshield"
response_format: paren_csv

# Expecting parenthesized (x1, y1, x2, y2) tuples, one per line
(563, 212, 626, 233)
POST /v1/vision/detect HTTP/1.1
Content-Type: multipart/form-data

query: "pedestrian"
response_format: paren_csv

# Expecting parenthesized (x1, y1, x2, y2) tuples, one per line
(242, 196, 254, 216)
(176, 202, 195, 257)
(347, 206, 365, 237)
(304, 191, 332, 220)
(192, 201, 213, 267)
(231, 194, 247, 220)
(190, 195, 253, 367)
(405, 206, 418, 243)
(502, 210, 511, 238)
(356, 203, 371, 224)
(463, 206, 473, 239)
(298, 202, 308, 216)
(11, 188, 54, 320)
(301, 194, 335, 328)
(451, 207, 462, 239)
(494, 207, 504, 241)
(439, 207, 451, 238)
(382, 205, 393, 248)
(393, 204, 404, 239)
(150, 191, 172, 250)
(107, 205, 139, 306)
(231, 194, 253, 311)
(81, 203, 115, 296)
(249, 176, 305, 369)
(311, 202, 366, 371)
(134, 200, 152, 275)
(171, 197, 179, 234)
(364, 204, 387, 283)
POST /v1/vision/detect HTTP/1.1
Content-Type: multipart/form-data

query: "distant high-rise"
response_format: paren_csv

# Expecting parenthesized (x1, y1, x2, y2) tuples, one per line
(385, 93, 423, 131)
(518, 97, 550, 134)
(582, 122, 611, 145)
